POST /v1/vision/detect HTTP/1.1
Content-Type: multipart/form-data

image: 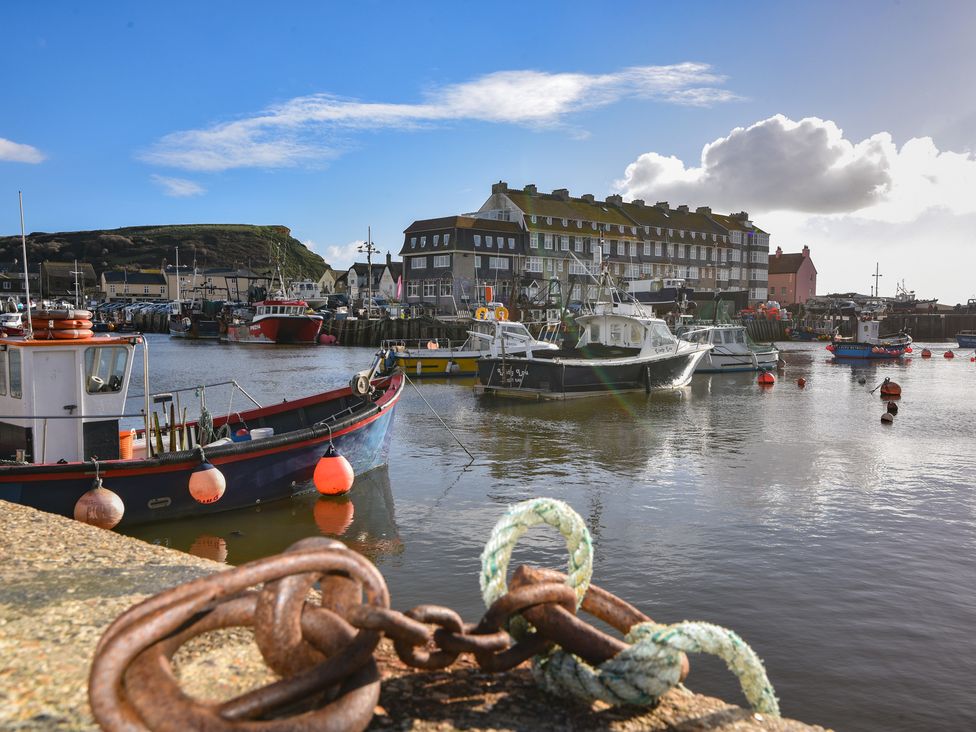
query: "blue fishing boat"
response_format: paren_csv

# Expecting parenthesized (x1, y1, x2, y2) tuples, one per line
(0, 325, 402, 528)
(828, 319, 911, 359)
(955, 330, 976, 348)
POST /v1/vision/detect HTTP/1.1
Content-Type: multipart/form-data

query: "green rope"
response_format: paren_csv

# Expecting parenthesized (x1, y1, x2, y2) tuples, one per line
(479, 497, 592, 609)
(480, 498, 780, 717)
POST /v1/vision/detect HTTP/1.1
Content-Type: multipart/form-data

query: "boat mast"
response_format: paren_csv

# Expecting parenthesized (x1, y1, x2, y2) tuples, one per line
(175, 246, 181, 304)
(71, 259, 81, 308)
(18, 192, 33, 339)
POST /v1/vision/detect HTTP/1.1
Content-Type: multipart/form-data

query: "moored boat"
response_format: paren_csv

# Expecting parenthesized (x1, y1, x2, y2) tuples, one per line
(955, 330, 976, 348)
(220, 298, 323, 344)
(0, 327, 403, 528)
(386, 316, 561, 377)
(828, 319, 912, 359)
(169, 300, 221, 339)
(678, 324, 779, 373)
(475, 271, 711, 399)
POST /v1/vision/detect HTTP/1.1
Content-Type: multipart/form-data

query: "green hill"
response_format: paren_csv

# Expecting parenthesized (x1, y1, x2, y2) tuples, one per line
(0, 224, 328, 281)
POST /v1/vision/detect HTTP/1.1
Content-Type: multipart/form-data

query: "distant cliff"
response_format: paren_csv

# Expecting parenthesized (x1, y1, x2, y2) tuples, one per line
(0, 224, 328, 280)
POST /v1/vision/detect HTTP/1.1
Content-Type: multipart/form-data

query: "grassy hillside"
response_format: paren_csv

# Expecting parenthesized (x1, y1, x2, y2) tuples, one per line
(0, 224, 328, 281)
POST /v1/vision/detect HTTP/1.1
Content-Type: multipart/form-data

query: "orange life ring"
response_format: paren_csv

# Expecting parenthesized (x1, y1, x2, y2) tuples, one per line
(475, 307, 489, 320)
(50, 329, 94, 339)
(33, 309, 93, 320)
(495, 306, 509, 321)
(32, 318, 93, 329)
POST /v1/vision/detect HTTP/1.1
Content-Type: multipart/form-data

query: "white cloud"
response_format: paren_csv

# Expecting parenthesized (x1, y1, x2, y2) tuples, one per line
(616, 114, 976, 222)
(141, 63, 738, 171)
(615, 114, 976, 303)
(0, 137, 45, 164)
(303, 239, 366, 270)
(150, 174, 205, 197)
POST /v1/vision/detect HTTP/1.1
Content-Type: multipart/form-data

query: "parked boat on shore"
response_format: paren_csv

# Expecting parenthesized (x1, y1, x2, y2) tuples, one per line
(0, 328, 403, 528)
(475, 272, 711, 399)
(677, 324, 779, 373)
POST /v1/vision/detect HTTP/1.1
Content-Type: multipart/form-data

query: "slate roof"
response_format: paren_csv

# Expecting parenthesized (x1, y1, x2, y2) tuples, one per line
(404, 216, 522, 234)
(768, 253, 810, 275)
(102, 271, 166, 285)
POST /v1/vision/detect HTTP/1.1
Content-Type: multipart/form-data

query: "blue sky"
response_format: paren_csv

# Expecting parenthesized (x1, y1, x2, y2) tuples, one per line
(3, 1, 975, 304)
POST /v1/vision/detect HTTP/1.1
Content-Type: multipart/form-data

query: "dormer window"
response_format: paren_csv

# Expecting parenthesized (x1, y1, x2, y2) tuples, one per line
(420, 236, 427, 247)
(410, 237, 417, 248)
(577, 220, 582, 228)
(546, 216, 552, 225)
(617, 224, 623, 233)
(530, 215, 537, 224)
(562, 218, 567, 226)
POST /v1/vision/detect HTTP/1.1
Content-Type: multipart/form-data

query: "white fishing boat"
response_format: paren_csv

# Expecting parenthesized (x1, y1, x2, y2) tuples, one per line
(677, 324, 779, 373)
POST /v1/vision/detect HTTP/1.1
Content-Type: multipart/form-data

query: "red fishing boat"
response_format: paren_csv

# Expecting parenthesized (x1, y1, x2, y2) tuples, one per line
(220, 298, 323, 344)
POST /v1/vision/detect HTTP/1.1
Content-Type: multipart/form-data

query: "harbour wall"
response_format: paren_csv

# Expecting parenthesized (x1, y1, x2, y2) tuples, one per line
(882, 313, 976, 340)
(0, 500, 826, 732)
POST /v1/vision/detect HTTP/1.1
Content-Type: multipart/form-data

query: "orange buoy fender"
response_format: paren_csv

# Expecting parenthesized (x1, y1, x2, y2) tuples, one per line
(74, 479, 124, 529)
(313, 443, 354, 495)
(796, 378, 806, 388)
(881, 412, 894, 424)
(879, 380, 901, 397)
(313, 497, 355, 535)
(189, 461, 226, 504)
(944, 350, 954, 359)
(757, 371, 775, 386)
(921, 349, 932, 358)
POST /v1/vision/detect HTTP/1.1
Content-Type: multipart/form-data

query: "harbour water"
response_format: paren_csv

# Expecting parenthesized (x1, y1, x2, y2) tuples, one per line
(122, 335, 976, 731)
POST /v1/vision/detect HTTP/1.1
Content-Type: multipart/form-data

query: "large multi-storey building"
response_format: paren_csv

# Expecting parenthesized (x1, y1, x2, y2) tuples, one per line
(400, 182, 770, 314)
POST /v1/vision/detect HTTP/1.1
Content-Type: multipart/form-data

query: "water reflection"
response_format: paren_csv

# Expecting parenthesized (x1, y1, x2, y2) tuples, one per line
(127, 467, 401, 565)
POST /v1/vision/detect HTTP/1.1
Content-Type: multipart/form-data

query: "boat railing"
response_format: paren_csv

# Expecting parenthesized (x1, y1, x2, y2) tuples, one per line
(126, 379, 263, 409)
(381, 337, 464, 353)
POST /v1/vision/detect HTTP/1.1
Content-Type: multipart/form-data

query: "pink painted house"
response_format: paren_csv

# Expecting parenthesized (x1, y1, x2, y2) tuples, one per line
(768, 246, 817, 305)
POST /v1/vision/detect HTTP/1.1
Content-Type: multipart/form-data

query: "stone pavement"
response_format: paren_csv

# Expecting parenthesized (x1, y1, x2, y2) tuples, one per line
(0, 500, 830, 731)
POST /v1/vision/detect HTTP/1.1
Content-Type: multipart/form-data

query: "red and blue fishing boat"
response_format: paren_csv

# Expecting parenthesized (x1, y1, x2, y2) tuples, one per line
(0, 314, 402, 528)
(828, 319, 912, 359)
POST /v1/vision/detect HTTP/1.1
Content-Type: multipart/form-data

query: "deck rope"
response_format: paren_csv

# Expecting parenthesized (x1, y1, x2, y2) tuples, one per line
(480, 498, 780, 716)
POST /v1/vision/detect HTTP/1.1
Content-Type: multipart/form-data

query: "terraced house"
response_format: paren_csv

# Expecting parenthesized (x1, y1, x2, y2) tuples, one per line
(400, 181, 769, 315)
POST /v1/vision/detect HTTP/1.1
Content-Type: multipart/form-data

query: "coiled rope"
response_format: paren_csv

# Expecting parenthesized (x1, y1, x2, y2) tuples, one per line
(480, 497, 780, 716)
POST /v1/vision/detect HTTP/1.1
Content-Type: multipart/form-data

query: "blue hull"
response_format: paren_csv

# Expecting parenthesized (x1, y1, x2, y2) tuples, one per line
(0, 375, 402, 527)
(831, 343, 906, 359)
(956, 335, 976, 348)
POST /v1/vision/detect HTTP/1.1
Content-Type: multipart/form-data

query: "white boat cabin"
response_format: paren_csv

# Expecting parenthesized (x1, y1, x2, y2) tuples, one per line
(0, 335, 138, 464)
(255, 302, 310, 317)
(464, 320, 561, 356)
(575, 308, 680, 356)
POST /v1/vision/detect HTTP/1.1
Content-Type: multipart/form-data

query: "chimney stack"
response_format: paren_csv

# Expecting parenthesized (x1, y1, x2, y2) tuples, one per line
(655, 201, 669, 211)
(524, 184, 537, 194)
(802, 245, 810, 257)
(386, 251, 392, 266)
(552, 188, 570, 200)
(677, 204, 689, 213)
(632, 199, 645, 207)
(491, 181, 508, 194)
(695, 206, 712, 215)
(581, 193, 595, 203)
(606, 194, 623, 205)
(775, 246, 783, 258)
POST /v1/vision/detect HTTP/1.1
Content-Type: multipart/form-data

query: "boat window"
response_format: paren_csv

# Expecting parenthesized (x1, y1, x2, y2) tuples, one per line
(648, 323, 676, 348)
(84, 346, 129, 394)
(589, 323, 600, 341)
(0, 350, 7, 395)
(630, 324, 642, 344)
(9, 349, 21, 398)
(734, 330, 745, 344)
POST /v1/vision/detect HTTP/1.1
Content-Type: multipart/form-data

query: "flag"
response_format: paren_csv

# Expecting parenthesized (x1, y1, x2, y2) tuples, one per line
(396, 275, 402, 300)
(485, 285, 493, 303)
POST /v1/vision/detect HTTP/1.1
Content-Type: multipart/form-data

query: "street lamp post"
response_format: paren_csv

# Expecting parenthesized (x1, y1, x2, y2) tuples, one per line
(357, 226, 380, 318)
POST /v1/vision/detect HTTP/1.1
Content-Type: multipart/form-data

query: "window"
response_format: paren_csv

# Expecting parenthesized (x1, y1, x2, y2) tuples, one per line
(411, 258, 426, 269)
(489, 257, 509, 270)
(617, 224, 623, 233)
(433, 234, 440, 246)
(525, 257, 542, 273)
(433, 255, 450, 268)
(577, 220, 582, 228)
(444, 233, 450, 246)
(562, 218, 567, 226)
(410, 237, 417, 248)
(655, 242, 663, 257)
(544, 234, 553, 250)
(591, 221, 597, 230)
(423, 283, 436, 298)
(643, 242, 651, 256)
(574, 237, 583, 253)
(616, 241, 624, 256)
(475, 256, 482, 268)
(486, 236, 494, 248)
(407, 282, 419, 297)
(546, 216, 552, 224)
(9, 349, 21, 398)
(1, 282, 8, 290)
(508, 238, 515, 249)
(530, 233, 539, 248)
(440, 282, 452, 296)
(85, 346, 129, 394)
(474, 235, 482, 247)
(143, 286, 150, 294)
(629, 242, 636, 256)
(560, 236, 569, 251)
(530, 215, 537, 224)
(420, 236, 427, 247)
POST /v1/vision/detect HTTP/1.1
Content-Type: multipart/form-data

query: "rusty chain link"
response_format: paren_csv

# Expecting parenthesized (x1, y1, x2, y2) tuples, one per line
(89, 537, 686, 732)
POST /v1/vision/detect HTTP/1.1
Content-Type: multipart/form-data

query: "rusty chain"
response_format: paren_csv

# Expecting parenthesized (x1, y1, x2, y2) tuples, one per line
(89, 536, 687, 732)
